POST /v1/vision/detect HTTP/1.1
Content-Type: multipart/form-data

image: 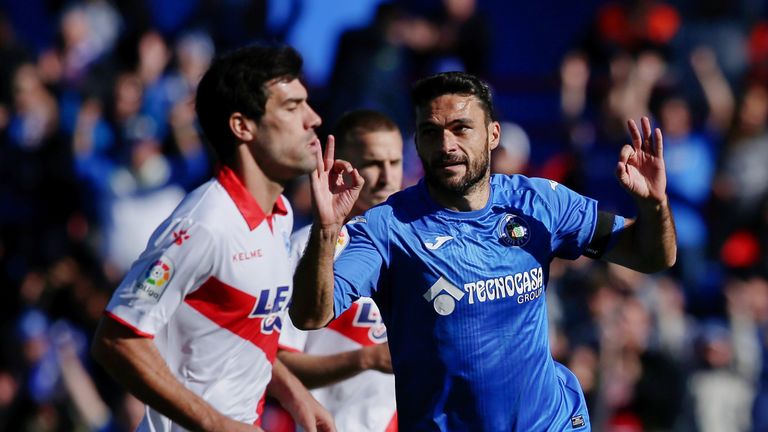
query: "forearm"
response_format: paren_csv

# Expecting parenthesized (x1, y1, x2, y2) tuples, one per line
(267, 359, 335, 432)
(91, 319, 226, 431)
(266, 359, 308, 407)
(606, 197, 677, 273)
(278, 349, 370, 389)
(291, 225, 339, 329)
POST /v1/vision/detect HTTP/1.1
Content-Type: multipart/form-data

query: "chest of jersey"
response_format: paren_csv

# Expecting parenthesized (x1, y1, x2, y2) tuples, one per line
(383, 207, 551, 320)
(182, 218, 294, 342)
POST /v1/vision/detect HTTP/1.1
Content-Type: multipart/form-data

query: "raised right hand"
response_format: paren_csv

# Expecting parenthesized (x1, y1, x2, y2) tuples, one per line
(309, 135, 364, 230)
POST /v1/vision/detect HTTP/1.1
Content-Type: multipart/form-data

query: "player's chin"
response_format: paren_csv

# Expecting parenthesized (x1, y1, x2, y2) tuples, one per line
(294, 155, 319, 174)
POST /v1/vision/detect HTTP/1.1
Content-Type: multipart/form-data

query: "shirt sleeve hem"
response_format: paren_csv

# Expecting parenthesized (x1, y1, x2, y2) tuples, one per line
(104, 311, 155, 339)
(277, 344, 302, 353)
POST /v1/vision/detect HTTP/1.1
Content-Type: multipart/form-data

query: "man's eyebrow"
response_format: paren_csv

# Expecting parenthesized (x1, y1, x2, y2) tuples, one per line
(282, 97, 305, 105)
(447, 118, 474, 126)
(417, 118, 474, 128)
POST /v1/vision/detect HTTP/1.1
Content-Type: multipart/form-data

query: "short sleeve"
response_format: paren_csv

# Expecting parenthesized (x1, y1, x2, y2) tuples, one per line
(278, 314, 308, 352)
(534, 179, 598, 260)
(332, 217, 388, 318)
(289, 225, 312, 271)
(105, 217, 217, 336)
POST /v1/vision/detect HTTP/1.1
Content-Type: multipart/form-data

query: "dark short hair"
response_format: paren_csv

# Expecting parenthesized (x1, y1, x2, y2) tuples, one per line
(411, 71, 496, 124)
(333, 109, 399, 158)
(195, 44, 303, 163)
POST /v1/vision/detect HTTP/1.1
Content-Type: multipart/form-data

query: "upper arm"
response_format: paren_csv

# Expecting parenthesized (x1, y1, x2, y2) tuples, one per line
(91, 313, 157, 372)
(105, 218, 217, 336)
(583, 211, 628, 260)
(535, 179, 600, 259)
(600, 216, 639, 267)
(332, 220, 388, 317)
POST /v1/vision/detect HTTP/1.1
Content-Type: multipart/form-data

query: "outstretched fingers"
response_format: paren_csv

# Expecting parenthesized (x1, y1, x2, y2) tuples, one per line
(324, 135, 336, 173)
(627, 119, 642, 153)
(313, 137, 324, 178)
(641, 116, 652, 153)
(653, 127, 663, 158)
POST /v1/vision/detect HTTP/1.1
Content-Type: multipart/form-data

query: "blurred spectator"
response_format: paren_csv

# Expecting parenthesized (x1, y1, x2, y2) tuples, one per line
(325, 3, 414, 130)
(711, 81, 768, 258)
(410, 0, 492, 77)
(649, 83, 716, 294)
(594, 0, 681, 56)
(683, 319, 754, 432)
(490, 121, 531, 175)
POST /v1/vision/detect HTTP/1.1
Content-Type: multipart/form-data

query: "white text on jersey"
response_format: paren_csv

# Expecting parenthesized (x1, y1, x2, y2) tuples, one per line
(463, 267, 544, 305)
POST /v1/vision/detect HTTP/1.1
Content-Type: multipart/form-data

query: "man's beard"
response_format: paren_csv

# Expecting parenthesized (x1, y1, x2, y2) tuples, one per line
(422, 138, 491, 197)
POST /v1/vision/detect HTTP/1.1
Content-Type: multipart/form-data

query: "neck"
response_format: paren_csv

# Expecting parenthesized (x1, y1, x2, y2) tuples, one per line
(426, 176, 491, 212)
(229, 145, 284, 214)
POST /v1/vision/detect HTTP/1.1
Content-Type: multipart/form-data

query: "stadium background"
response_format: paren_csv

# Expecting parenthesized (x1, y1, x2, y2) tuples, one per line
(0, 0, 767, 430)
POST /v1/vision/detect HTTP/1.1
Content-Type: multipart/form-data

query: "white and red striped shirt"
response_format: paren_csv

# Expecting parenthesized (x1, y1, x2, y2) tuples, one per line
(106, 165, 293, 431)
(280, 225, 397, 432)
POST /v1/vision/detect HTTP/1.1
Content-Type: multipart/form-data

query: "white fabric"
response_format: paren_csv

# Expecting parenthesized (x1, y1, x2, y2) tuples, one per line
(107, 176, 294, 430)
(280, 225, 396, 432)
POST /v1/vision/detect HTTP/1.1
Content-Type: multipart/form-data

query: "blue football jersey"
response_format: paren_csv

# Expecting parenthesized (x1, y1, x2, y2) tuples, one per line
(333, 174, 623, 431)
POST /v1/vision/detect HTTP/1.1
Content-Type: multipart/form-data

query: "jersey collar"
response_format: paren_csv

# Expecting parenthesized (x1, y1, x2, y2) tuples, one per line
(216, 165, 288, 231)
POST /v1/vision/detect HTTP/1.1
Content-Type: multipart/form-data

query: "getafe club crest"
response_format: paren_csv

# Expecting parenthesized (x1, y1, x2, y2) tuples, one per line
(497, 214, 530, 247)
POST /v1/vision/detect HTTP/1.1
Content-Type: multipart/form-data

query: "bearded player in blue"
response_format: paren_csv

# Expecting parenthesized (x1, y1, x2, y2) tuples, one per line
(292, 72, 677, 431)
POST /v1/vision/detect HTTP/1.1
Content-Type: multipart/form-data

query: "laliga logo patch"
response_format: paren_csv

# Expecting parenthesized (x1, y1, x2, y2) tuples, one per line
(498, 214, 530, 247)
(136, 256, 174, 302)
(333, 225, 350, 259)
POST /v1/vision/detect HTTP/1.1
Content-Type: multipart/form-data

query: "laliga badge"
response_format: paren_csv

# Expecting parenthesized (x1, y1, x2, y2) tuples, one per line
(136, 256, 174, 302)
(497, 214, 530, 247)
(333, 225, 350, 260)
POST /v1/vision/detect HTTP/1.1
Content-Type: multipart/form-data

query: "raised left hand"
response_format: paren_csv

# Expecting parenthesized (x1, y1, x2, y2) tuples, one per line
(616, 117, 667, 205)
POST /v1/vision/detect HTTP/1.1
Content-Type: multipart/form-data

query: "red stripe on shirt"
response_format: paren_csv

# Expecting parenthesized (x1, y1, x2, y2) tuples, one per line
(385, 412, 398, 432)
(327, 302, 382, 347)
(184, 276, 280, 362)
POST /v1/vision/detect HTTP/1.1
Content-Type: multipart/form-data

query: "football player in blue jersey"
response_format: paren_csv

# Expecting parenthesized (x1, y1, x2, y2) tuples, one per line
(292, 71, 676, 431)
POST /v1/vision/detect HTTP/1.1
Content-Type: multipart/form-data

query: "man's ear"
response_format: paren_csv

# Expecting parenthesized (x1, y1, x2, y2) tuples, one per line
(229, 112, 257, 143)
(489, 121, 501, 151)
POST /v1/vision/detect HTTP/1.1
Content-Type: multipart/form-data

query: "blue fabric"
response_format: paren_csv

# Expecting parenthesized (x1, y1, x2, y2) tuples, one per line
(332, 174, 607, 431)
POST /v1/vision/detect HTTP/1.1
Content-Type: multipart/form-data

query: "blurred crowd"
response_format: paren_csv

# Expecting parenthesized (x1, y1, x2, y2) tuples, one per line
(0, 0, 767, 431)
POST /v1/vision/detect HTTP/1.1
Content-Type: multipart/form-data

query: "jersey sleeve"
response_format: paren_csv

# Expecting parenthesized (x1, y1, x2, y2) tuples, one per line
(105, 217, 217, 336)
(278, 313, 308, 352)
(532, 178, 599, 260)
(289, 225, 312, 271)
(332, 215, 388, 318)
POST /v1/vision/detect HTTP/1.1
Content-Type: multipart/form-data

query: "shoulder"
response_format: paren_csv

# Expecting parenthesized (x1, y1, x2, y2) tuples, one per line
(491, 174, 562, 204)
(491, 174, 561, 193)
(290, 224, 312, 257)
(176, 179, 225, 220)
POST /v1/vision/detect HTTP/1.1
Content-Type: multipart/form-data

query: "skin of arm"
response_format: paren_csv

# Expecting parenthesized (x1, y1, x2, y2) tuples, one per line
(266, 358, 336, 432)
(278, 343, 393, 389)
(291, 136, 363, 330)
(690, 46, 734, 132)
(91, 317, 258, 432)
(291, 224, 342, 329)
(601, 117, 677, 273)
